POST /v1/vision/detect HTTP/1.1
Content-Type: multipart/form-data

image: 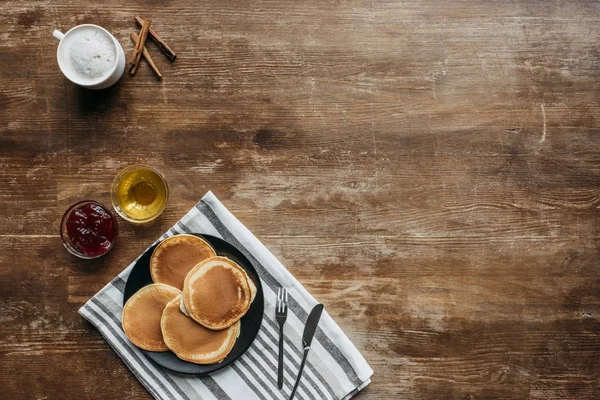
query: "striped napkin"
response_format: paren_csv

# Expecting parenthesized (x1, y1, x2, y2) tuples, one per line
(79, 191, 373, 400)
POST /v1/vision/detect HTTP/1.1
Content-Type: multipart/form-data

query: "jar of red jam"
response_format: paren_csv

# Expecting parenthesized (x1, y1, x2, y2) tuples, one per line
(60, 200, 118, 259)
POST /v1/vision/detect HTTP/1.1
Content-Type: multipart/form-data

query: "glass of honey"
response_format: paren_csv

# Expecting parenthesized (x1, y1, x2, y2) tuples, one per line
(110, 164, 169, 223)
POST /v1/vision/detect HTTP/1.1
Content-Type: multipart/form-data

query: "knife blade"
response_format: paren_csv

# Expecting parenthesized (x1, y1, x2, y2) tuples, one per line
(302, 304, 323, 348)
(289, 304, 324, 400)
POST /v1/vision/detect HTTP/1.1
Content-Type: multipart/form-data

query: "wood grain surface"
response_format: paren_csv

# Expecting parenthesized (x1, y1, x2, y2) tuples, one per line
(1, 0, 599, 399)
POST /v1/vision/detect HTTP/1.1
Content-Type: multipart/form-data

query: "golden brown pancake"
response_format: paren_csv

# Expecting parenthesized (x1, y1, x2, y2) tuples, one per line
(150, 234, 216, 290)
(122, 283, 180, 351)
(178, 265, 256, 315)
(183, 256, 251, 330)
(161, 295, 240, 364)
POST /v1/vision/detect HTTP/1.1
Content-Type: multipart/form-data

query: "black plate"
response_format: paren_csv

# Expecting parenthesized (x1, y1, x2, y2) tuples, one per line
(123, 233, 264, 375)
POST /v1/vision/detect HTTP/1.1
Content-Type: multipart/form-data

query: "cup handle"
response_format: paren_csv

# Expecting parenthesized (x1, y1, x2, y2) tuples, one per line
(53, 30, 65, 41)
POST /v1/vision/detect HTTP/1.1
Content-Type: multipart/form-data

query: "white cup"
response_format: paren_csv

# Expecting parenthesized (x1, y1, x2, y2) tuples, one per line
(53, 24, 126, 90)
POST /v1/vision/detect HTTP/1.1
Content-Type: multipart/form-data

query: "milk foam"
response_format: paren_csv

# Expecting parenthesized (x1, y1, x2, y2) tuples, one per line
(60, 27, 116, 83)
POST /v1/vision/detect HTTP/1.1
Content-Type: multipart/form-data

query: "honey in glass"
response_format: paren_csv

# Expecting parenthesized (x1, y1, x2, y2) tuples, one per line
(111, 165, 168, 223)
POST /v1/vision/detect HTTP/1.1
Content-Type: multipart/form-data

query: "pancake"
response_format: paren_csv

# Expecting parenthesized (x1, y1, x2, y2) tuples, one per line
(183, 256, 251, 330)
(150, 234, 216, 290)
(122, 283, 180, 351)
(161, 295, 240, 364)
(178, 263, 256, 316)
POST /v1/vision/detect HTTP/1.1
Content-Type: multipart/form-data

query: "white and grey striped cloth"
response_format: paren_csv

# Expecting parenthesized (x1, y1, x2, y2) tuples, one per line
(79, 191, 373, 400)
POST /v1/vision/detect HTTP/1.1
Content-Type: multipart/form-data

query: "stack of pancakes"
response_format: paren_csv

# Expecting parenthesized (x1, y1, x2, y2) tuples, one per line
(122, 235, 256, 364)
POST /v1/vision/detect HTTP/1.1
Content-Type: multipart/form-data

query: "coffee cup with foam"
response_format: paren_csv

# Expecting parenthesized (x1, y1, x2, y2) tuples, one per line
(53, 24, 126, 90)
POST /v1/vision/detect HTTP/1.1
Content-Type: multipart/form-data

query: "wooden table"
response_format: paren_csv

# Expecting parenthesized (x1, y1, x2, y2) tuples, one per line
(1, 1, 599, 399)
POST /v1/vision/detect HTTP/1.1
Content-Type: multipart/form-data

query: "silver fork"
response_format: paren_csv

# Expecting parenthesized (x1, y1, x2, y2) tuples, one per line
(276, 287, 288, 389)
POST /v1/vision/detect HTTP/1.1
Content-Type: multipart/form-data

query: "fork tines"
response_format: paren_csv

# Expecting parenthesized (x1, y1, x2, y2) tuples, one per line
(277, 287, 288, 314)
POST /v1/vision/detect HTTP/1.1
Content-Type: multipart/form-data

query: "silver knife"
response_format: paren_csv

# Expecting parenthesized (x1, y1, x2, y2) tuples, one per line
(289, 304, 324, 400)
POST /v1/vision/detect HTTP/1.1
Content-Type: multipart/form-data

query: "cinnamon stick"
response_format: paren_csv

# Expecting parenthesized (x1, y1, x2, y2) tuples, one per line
(129, 19, 151, 75)
(135, 16, 177, 61)
(130, 32, 162, 79)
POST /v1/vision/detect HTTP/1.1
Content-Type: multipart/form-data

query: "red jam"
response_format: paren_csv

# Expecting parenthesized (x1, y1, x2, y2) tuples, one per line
(65, 202, 117, 257)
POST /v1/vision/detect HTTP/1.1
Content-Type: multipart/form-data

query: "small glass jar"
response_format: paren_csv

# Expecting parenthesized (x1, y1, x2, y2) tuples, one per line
(110, 164, 169, 224)
(60, 200, 118, 259)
